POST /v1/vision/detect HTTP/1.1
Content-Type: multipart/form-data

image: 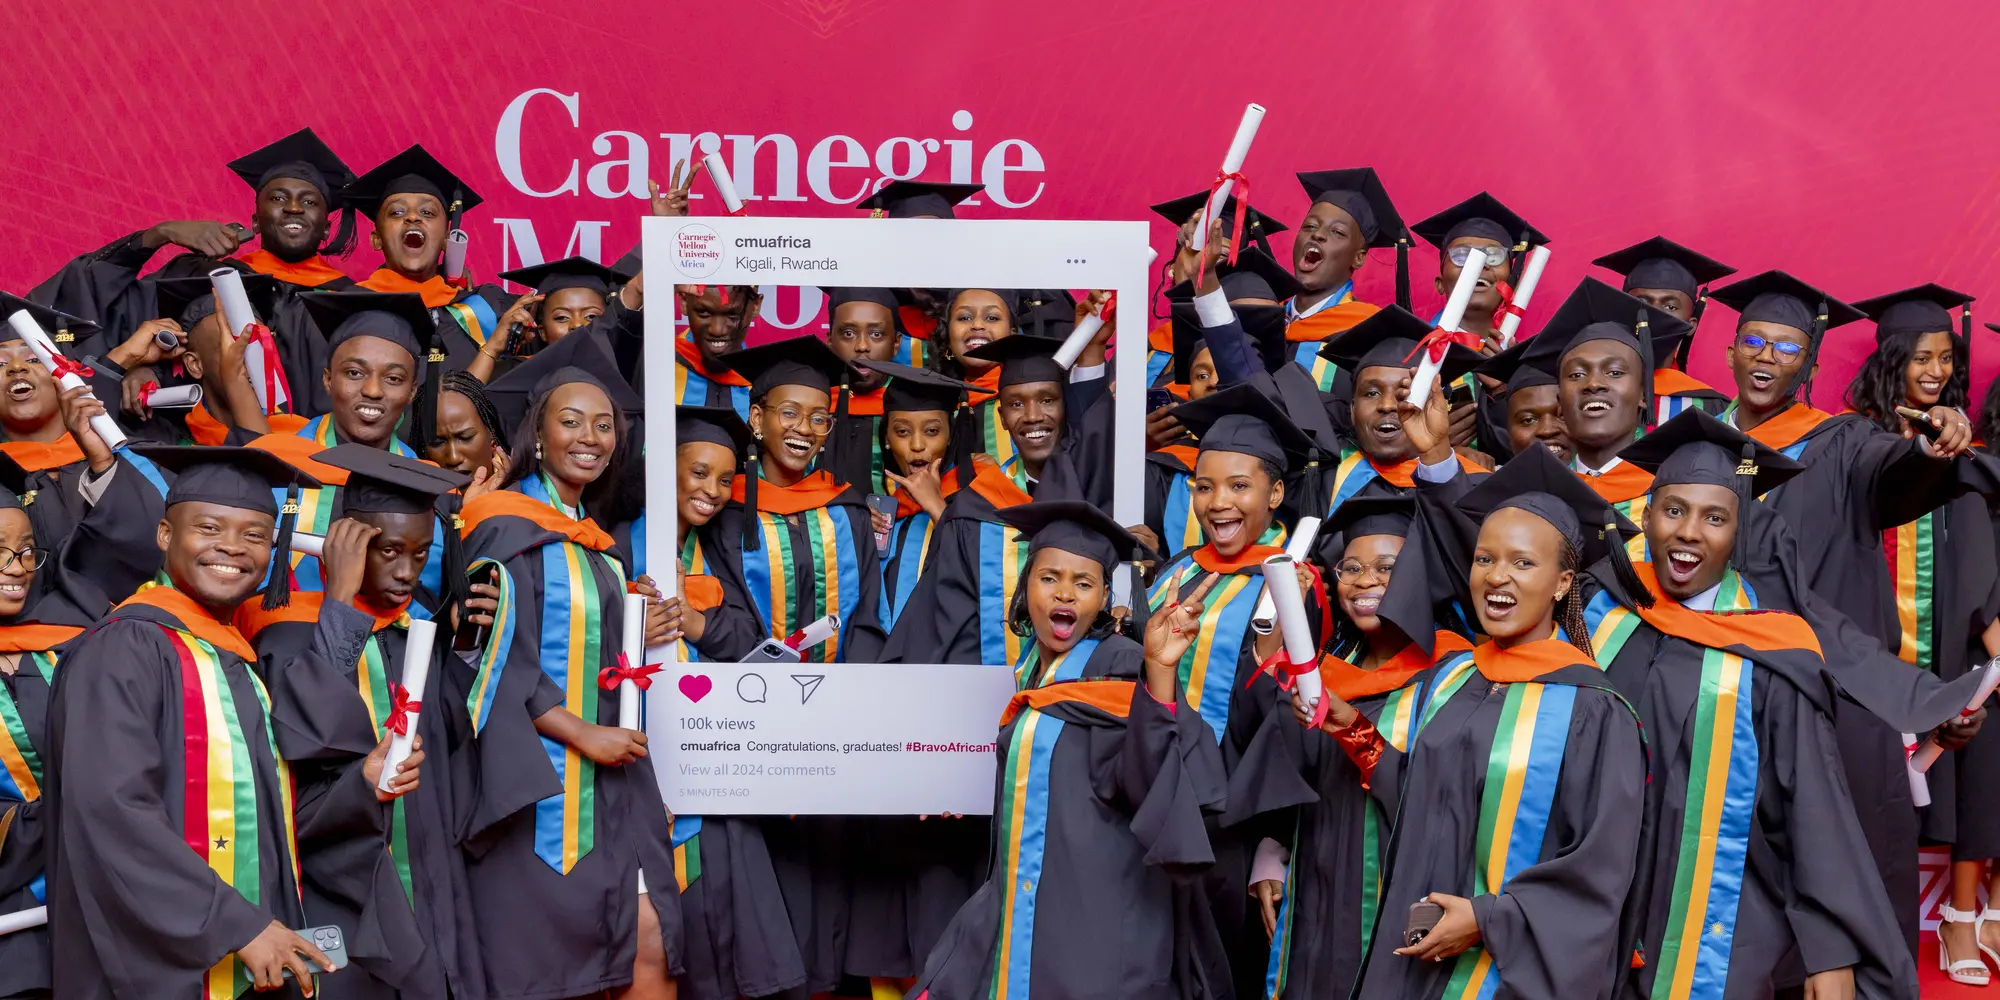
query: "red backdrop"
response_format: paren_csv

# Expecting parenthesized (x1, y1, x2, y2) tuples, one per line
(6, 0, 2000, 401)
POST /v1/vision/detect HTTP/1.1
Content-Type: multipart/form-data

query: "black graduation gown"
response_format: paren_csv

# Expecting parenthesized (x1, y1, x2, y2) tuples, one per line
(247, 595, 484, 1000)
(458, 494, 684, 999)
(1908, 490, 2000, 848)
(44, 596, 324, 1000)
(1588, 580, 1917, 999)
(1355, 652, 1647, 1000)
(0, 626, 83, 1000)
(911, 635, 1233, 1000)
(0, 446, 168, 606)
(880, 463, 1037, 667)
(1948, 485, 2000, 862)
(822, 388, 888, 498)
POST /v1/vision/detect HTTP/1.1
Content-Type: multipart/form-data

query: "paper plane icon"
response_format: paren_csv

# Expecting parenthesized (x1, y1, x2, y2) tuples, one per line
(792, 674, 825, 704)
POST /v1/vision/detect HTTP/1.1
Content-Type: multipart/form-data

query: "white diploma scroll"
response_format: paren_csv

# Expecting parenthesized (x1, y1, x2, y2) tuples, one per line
(787, 614, 840, 653)
(1055, 308, 1104, 370)
(1903, 732, 1931, 807)
(621, 593, 647, 730)
(1253, 517, 1323, 634)
(376, 619, 436, 794)
(1495, 245, 1552, 349)
(703, 153, 746, 214)
(0, 906, 46, 936)
(140, 383, 201, 409)
(290, 532, 324, 558)
(209, 268, 286, 414)
(1912, 660, 2000, 772)
(1189, 104, 1266, 253)
(4, 310, 126, 450)
(443, 230, 469, 282)
(1407, 247, 1488, 408)
(1260, 554, 1324, 714)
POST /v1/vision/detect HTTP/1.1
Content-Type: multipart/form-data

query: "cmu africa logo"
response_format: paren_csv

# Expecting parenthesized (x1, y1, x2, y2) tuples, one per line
(673, 224, 723, 279)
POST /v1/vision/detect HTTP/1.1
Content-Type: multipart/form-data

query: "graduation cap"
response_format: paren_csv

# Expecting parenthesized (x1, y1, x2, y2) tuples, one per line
(129, 444, 324, 609)
(871, 360, 972, 413)
(1149, 190, 1288, 258)
(1316, 305, 1483, 383)
(1166, 298, 1287, 386)
(1410, 191, 1550, 257)
(1518, 276, 1693, 413)
(720, 335, 857, 400)
(299, 290, 435, 368)
(945, 287, 1023, 331)
(0, 291, 101, 348)
(1851, 283, 1975, 345)
(677, 403, 756, 457)
(1015, 289, 1078, 341)
(962, 333, 1068, 389)
(151, 272, 279, 332)
(485, 326, 644, 436)
(1474, 337, 1556, 393)
(498, 256, 625, 298)
(1297, 167, 1411, 309)
(1618, 408, 1806, 570)
(1323, 496, 1444, 655)
(1170, 380, 1320, 473)
(341, 144, 483, 224)
(858, 180, 983, 219)
(1592, 236, 1736, 370)
(825, 286, 905, 329)
(313, 443, 469, 515)
(1708, 270, 1864, 402)
(227, 128, 359, 256)
(1454, 443, 1652, 605)
(1164, 246, 1305, 304)
(993, 499, 1153, 571)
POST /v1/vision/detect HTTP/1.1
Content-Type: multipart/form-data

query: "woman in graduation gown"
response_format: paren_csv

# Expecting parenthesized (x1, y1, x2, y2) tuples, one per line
(911, 499, 1231, 1000)
(456, 361, 684, 1000)
(45, 445, 414, 1000)
(1246, 497, 1471, 1000)
(1316, 446, 1648, 1000)
(929, 288, 1022, 468)
(863, 363, 973, 642)
(411, 370, 510, 481)
(237, 445, 485, 1000)
(1588, 410, 1918, 999)
(1952, 376, 2000, 977)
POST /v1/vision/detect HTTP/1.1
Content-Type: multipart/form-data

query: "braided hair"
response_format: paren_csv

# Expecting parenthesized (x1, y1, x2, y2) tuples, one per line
(408, 370, 510, 454)
(1555, 539, 1595, 660)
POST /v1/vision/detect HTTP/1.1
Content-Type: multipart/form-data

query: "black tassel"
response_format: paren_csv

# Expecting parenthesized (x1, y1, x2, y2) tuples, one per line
(262, 487, 299, 610)
(1635, 308, 1655, 420)
(1604, 516, 1654, 608)
(1965, 302, 1975, 374)
(437, 499, 467, 612)
(743, 450, 762, 551)
(951, 406, 977, 492)
(413, 345, 446, 452)
(323, 205, 358, 258)
(1732, 442, 1758, 573)
(1395, 238, 1412, 312)
(1680, 287, 1709, 372)
(1799, 300, 1829, 406)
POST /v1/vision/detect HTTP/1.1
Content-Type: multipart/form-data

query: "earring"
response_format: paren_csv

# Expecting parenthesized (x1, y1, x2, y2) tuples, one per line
(535, 443, 543, 460)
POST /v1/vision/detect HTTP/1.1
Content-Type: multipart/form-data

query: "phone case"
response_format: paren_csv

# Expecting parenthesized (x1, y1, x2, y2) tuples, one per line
(1404, 900, 1445, 946)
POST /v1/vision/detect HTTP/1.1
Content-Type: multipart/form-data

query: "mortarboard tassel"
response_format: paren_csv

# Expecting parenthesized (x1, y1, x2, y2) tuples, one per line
(263, 487, 300, 610)
(324, 205, 358, 258)
(437, 499, 467, 613)
(1679, 286, 1710, 372)
(1635, 309, 1656, 427)
(1395, 238, 1412, 312)
(743, 448, 762, 551)
(1732, 442, 1758, 572)
(1798, 300, 1829, 405)
(1603, 515, 1655, 608)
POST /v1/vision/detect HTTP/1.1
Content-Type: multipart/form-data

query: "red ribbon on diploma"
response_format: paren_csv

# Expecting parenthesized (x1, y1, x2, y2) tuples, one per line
(385, 683, 421, 736)
(239, 323, 293, 413)
(1492, 281, 1525, 331)
(1247, 562, 1336, 727)
(1402, 326, 1485, 367)
(599, 652, 664, 691)
(139, 380, 160, 401)
(1193, 170, 1251, 291)
(47, 354, 93, 380)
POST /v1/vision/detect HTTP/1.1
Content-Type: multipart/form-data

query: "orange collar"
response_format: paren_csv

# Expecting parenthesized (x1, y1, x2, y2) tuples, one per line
(1472, 636, 1595, 682)
(833, 386, 885, 416)
(237, 250, 347, 288)
(187, 407, 308, 447)
(1652, 368, 1717, 397)
(1321, 630, 1472, 700)
(460, 490, 615, 551)
(1000, 679, 1136, 725)
(1156, 443, 1198, 470)
(1191, 542, 1286, 574)
(1286, 301, 1381, 342)
(1738, 402, 1833, 451)
(1148, 320, 1174, 354)
(684, 574, 723, 612)
(359, 268, 458, 309)
(246, 431, 350, 485)
(0, 623, 83, 653)
(675, 337, 750, 386)
(118, 585, 256, 660)
(1632, 563, 1821, 656)
(0, 435, 83, 473)
(963, 457, 1033, 511)
(1368, 456, 1420, 489)
(1577, 461, 1655, 504)
(966, 366, 1001, 404)
(729, 470, 850, 516)
(890, 462, 971, 518)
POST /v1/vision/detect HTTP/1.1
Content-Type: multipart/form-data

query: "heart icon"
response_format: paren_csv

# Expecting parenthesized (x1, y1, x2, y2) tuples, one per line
(678, 674, 713, 703)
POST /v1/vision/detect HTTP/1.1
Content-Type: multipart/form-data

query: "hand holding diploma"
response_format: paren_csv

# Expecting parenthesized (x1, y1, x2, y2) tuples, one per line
(1252, 517, 1322, 634)
(210, 268, 290, 414)
(1055, 289, 1116, 369)
(1191, 103, 1266, 256)
(1913, 658, 2000, 771)
(6, 309, 127, 450)
(373, 618, 435, 796)
(1406, 248, 1489, 408)
(366, 731, 424, 802)
(1260, 555, 1329, 726)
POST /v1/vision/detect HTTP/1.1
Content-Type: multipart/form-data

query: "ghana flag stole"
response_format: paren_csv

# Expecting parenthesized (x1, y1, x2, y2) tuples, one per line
(878, 512, 936, 635)
(741, 496, 863, 664)
(987, 698, 1068, 1000)
(0, 651, 55, 905)
(533, 531, 622, 873)
(357, 621, 418, 904)
(1012, 637, 1103, 691)
(1883, 511, 1936, 670)
(168, 628, 300, 1000)
(1146, 557, 1265, 742)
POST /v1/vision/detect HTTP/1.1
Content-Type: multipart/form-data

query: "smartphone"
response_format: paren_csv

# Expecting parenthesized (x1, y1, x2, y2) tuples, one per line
(1447, 383, 1476, 409)
(743, 638, 802, 663)
(454, 564, 499, 652)
(866, 493, 898, 553)
(1405, 900, 1445, 947)
(1146, 387, 1177, 413)
(280, 924, 349, 977)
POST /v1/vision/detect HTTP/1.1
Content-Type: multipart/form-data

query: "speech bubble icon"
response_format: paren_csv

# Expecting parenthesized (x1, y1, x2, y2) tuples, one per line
(737, 673, 768, 704)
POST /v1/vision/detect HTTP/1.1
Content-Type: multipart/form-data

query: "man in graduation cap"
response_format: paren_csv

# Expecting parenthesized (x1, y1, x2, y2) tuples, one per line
(46, 445, 422, 999)
(957, 331, 1114, 505)
(1514, 277, 1695, 559)
(1286, 168, 1407, 388)
(468, 256, 629, 383)
(1591, 235, 1738, 421)
(1409, 192, 1551, 451)
(818, 286, 907, 496)
(347, 145, 526, 383)
(1147, 190, 1289, 388)
(1469, 338, 1571, 464)
(143, 272, 305, 447)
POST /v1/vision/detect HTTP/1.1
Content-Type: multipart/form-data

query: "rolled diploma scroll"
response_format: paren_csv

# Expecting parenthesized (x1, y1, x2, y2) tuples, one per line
(376, 619, 437, 794)
(0, 906, 46, 936)
(1260, 554, 1324, 714)
(1189, 104, 1266, 253)
(1903, 732, 1931, 807)
(1252, 516, 1324, 634)
(1495, 245, 1552, 349)
(210, 268, 283, 414)
(140, 384, 202, 409)
(1407, 247, 1487, 408)
(785, 614, 840, 653)
(1055, 309, 1104, 370)
(152, 325, 180, 350)
(702, 153, 746, 214)
(4, 311, 126, 450)
(443, 230, 469, 281)
(1912, 659, 2000, 771)
(620, 593, 646, 730)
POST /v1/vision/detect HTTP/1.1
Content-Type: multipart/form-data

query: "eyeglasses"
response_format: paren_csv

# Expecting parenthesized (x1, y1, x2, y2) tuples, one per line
(1734, 334, 1807, 365)
(775, 407, 834, 433)
(1446, 245, 1507, 268)
(0, 546, 48, 573)
(1334, 559, 1396, 583)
